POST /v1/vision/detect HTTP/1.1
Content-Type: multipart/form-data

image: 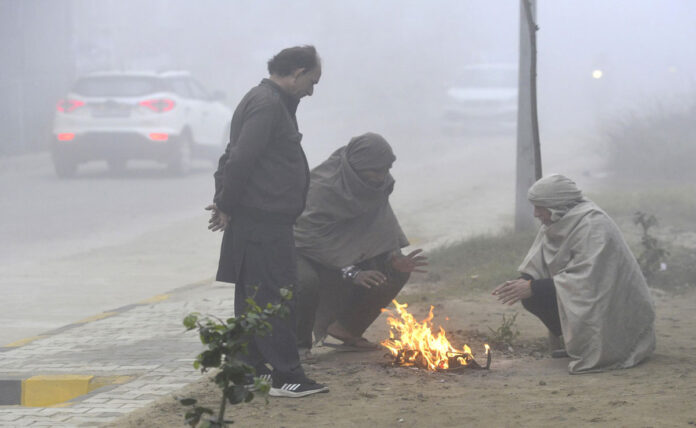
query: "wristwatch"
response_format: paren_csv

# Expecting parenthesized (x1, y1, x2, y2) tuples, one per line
(341, 265, 361, 281)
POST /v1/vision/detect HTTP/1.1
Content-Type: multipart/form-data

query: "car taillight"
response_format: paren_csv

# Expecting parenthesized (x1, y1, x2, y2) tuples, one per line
(139, 98, 175, 113)
(57, 133, 75, 141)
(56, 99, 85, 113)
(148, 133, 169, 141)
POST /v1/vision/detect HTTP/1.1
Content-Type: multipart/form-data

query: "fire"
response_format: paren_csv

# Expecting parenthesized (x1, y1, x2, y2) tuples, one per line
(381, 300, 490, 371)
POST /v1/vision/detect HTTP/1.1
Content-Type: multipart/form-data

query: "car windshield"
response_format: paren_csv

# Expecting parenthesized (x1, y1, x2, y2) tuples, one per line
(72, 76, 164, 97)
(456, 68, 517, 88)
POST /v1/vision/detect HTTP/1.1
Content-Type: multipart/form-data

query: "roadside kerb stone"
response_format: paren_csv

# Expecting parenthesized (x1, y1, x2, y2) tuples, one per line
(0, 281, 235, 426)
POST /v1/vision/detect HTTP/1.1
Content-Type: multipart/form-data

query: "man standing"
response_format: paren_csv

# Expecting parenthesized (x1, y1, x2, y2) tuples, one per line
(207, 45, 327, 397)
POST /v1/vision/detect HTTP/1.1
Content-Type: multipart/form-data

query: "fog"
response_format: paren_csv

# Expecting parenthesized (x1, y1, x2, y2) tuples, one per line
(1, 0, 695, 344)
(4, 1, 695, 161)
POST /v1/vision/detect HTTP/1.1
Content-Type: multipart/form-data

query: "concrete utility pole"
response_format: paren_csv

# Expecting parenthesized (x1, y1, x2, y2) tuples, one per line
(515, 0, 542, 232)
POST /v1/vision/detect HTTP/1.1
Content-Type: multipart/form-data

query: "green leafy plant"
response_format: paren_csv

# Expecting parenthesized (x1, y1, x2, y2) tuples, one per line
(488, 312, 520, 347)
(180, 288, 292, 428)
(633, 211, 669, 282)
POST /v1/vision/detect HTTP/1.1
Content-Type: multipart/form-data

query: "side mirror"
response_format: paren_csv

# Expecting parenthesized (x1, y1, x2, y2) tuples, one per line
(211, 90, 226, 101)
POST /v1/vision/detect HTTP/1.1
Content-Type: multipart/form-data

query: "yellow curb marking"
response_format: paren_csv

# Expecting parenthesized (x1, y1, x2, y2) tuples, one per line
(3, 335, 49, 347)
(138, 294, 170, 304)
(18, 375, 136, 407)
(74, 312, 118, 324)
(22, 375, 93, 407)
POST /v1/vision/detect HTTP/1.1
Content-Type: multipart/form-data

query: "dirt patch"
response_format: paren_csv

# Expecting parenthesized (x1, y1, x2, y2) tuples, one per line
(106, 288, 696, 428)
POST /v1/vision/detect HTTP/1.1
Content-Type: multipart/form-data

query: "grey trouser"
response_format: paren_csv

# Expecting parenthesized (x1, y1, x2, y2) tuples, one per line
(231, 215, 305, 383)
(295, 253, 409, 348)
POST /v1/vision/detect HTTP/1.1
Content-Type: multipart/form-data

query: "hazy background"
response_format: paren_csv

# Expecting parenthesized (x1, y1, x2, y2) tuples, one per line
(1, 1, 695, 344)
(2, 0, 696, 161)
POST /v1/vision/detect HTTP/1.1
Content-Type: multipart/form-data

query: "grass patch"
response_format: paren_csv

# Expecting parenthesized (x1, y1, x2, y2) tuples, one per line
(418, 229, 536, 298)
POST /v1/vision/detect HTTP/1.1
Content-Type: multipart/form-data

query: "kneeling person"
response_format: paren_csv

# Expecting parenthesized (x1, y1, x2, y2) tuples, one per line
(294, 133, 427, 352)
(493, 174, 655, 373)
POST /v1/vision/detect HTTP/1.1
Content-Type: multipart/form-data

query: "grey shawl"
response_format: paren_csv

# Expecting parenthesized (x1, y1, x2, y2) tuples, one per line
(519, 175, 656, 373)
(294, 133, 409, 268)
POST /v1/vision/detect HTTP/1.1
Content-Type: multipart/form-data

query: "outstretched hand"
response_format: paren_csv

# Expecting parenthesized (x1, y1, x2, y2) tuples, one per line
(353, 270, 387, 289)
(391, 249, 428, 273)
(492, 279, 532, 305)
(205, 204, 230, 232)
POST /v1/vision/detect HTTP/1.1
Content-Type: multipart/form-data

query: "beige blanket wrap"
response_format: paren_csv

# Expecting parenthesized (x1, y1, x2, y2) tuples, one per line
(519, 175, 655, 373)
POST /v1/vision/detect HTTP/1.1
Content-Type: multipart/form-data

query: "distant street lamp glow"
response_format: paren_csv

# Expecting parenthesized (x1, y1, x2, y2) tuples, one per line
(592, 69, 603, 79)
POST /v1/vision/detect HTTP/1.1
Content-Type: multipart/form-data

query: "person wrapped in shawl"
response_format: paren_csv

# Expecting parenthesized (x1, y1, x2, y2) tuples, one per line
(493, 174, 655, 373)
(294, 132, 427, 352)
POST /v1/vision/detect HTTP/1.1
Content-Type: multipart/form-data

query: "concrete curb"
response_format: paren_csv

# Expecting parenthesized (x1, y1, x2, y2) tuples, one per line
(0, 277, 213, 352)
(0, 277, 214, 412)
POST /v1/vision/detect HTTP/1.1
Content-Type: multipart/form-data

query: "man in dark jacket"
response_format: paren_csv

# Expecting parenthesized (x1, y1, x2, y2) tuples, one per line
(206, 45, 327, 397)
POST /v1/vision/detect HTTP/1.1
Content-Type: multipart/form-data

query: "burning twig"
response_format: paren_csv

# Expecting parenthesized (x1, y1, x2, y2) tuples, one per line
(381, 300, 491, 371)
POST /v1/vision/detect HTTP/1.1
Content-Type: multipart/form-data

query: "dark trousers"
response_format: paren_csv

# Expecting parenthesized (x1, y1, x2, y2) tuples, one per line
(295, 254, 409, 348)
(228, 215, 305, 383)
(521, 279, 562, 337)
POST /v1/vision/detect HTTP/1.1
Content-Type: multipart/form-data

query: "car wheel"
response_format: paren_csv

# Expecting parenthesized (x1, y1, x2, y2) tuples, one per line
(53, 157, 77, 178)
(167, 133, 192, 176)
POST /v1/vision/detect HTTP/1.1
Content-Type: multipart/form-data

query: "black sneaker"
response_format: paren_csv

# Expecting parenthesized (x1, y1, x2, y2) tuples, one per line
(244, 369, 272, 391)
(269, 378, 329, 398)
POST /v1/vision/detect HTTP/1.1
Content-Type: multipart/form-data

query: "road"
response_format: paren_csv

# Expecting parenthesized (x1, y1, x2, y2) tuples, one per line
(0, 155, 216, 267)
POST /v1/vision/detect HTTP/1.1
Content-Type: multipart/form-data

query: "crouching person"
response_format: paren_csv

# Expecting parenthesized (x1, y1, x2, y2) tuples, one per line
(493, 174, 655, 373)
(293, 133, 427, 354)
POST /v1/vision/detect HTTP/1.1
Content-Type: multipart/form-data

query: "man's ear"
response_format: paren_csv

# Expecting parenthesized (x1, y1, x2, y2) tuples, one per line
(292, 68, 306, 79)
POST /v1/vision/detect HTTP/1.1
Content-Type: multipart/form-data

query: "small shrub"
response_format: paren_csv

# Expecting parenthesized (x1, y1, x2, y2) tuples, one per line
(180, 289, 291, 428)
(488, 312, 520, 347)
(633, 211, 669, 282)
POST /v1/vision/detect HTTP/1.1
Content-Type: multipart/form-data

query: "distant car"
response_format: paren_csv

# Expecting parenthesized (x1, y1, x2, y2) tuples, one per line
(51, 71, 232, 177)
(442, 63, 518, 135)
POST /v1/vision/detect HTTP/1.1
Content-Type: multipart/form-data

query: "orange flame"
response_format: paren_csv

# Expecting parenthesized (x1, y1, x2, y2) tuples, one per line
(381, 300, 488, 371)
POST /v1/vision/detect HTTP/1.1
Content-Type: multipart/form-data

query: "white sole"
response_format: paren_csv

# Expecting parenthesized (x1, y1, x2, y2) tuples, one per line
(269, 386, 329, 397)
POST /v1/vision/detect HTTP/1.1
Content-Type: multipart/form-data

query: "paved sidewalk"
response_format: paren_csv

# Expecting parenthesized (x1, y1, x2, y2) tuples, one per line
(0, 279, 234, 427)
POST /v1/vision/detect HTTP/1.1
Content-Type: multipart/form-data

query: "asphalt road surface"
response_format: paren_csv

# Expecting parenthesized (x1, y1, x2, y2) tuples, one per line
(0, 154, 216, 268)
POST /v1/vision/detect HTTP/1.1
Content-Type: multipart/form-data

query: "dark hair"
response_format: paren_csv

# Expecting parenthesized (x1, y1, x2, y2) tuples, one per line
(267, 45, 320, 77)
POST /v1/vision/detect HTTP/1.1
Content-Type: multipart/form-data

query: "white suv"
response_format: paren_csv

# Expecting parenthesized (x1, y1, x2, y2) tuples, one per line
(442, 63, 518, 135)
(51, 71, 231, 177)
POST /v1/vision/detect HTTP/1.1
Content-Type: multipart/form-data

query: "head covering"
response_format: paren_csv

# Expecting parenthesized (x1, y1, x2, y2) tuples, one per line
(345, 133, 396, 172)
(527, 174, 585, 223)
(294, 133, 408, 268)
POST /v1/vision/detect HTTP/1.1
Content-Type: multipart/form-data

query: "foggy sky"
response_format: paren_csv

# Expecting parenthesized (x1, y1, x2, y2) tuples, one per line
(4, 0, 696, 163)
